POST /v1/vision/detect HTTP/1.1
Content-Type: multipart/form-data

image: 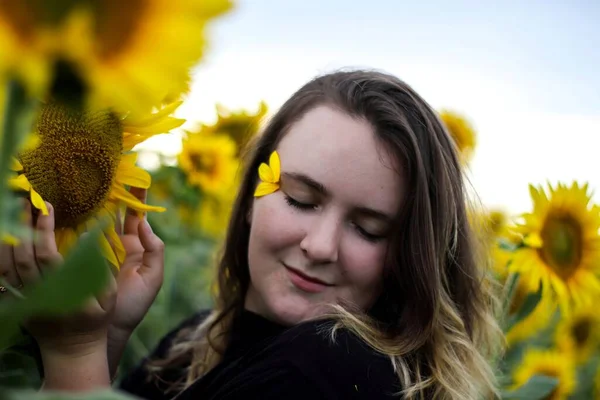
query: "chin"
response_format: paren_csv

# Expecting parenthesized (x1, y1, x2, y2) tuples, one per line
(265, 293, 331, 326)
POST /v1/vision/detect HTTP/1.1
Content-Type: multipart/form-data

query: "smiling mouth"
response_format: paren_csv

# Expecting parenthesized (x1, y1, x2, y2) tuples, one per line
(284, 263, 333, 293)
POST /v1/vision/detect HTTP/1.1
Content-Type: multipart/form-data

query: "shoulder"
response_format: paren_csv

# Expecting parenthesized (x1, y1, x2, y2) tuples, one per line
(118, 309, 211, 397)
(264, 319, 402, 399)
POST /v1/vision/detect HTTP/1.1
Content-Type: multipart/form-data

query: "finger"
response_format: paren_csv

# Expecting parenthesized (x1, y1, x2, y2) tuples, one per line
(13, 201, 40, 284)
(34, 203, 63, 272)
(124, 188, 147, 235)
(0, 244, 21, 288)
(139, 220, 164, 280)
(97, 265, 117, 312)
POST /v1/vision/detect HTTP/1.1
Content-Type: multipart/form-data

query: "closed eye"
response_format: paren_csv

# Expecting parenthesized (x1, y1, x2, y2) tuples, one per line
(284, 195, 317, 211)
(351, 222, 386, 243)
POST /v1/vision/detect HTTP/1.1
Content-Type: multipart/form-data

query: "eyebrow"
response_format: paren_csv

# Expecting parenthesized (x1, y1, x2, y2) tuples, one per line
(281, 172, 394, 222)
(282, 172, 328, 195)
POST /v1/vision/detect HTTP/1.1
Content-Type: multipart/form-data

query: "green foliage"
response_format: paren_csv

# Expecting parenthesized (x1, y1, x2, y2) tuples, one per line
(501, 375, 558, 399)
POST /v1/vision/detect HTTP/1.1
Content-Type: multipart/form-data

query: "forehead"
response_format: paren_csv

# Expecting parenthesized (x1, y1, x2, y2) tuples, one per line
(276, 105, 404, 212)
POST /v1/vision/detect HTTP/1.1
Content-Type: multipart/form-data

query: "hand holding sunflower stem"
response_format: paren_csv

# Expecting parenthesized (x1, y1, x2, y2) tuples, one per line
(0, 200, 116, 390)
(107, 187, 165, 378)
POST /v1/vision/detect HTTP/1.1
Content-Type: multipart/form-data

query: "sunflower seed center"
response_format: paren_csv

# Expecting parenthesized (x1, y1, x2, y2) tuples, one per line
(19, 101, 122, 229)
(540, 214, 583, 277)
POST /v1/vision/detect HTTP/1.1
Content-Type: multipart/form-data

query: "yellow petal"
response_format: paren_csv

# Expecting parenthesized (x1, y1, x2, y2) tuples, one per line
(2, 234, 20, 246)
(99, 234, 119, 269)
(123, 119, 184, 135)
(55, 229, 78, 256)
(30, 188, 49, 215)
(111, 185, 166, 213)
(524, 233, 543, 248)
(254, 182, 279, 197)
(123, 101, 184, 127)
(258, 163, 275, 183)
(122, 132, 159, 151)
(9, 174, 31, 191)
(269, 151, 281, 181)
(11, 158, 23, 172)
(116, 163, 151, 189)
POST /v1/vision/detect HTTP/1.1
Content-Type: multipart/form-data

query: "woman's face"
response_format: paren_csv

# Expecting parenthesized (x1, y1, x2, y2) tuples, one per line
(245, 105, 404, 326)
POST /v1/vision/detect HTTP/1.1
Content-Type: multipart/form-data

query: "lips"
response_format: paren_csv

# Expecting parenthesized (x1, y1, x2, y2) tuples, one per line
(284, 263, 333, 293)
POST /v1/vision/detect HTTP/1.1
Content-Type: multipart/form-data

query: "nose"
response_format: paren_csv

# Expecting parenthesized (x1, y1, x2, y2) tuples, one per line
(300, 212, 341, 264)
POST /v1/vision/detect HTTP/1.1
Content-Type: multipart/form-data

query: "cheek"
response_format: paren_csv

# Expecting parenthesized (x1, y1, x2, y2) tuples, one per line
(248, 193, 304, 261)
(341, 241, 387, 290)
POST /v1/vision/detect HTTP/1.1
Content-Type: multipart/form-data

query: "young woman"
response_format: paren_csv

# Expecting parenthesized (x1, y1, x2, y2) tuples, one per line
(1, 70, 501, 399)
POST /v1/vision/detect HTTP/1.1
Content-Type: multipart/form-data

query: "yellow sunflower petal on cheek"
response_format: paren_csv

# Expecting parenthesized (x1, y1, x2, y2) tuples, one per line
(258, 163, 275, 183)
(254, 182, 280, 197)
(269, 151, 280, 181)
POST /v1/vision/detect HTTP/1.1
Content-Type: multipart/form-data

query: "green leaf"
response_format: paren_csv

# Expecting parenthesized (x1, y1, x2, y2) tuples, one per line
(508, 283, 543, 329)
(0, 80, 37, 237)
(0, 229, 110, 349)
(501, 375, 558, 400)
(2, 389, 137, 400)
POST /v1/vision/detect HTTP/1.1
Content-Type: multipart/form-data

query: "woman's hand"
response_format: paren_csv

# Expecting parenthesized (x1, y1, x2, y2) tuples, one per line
(107, 187, 165, 375)
(0, 200, 116, 390)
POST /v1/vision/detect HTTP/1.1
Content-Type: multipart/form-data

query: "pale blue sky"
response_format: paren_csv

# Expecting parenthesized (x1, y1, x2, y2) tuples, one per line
(140, 0, 600, 214)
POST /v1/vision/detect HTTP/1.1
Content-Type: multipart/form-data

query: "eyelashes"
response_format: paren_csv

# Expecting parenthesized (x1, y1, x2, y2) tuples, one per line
(284, 194, 317, 211)
(283, 195, 384, 243)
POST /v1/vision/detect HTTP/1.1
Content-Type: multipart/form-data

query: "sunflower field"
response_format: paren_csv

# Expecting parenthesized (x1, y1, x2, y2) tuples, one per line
(0, 3, 598, 400)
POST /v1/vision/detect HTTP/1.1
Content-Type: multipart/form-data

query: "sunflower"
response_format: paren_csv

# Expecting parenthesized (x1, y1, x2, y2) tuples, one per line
(509, 182, 600, 312)
(199, 102, 268, 153)
(439, 110, 477, 164)
(178, 132, 239, 194)
(511, 349, 576, 400)
(505, 282, 556, 345)
(63, 0, 232, 112)
(555, 305, 600, 364)
(0, 1, 64, 94)
(196, 190, 235, 238)
(0, 1, 232, 110)
(10, 100, 184, 267)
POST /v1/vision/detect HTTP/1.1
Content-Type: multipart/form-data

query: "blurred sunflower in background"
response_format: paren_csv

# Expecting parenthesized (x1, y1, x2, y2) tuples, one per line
(178, 132, 239, 194)
(199, 101, 268, 153)
(509, 182, 600, 312)
(10, 100, 184, 267)
(0, 0, 233, 110)
(555, 305, 600, 365)
(439, 109, 477, 165)
(505, 284, 556, 345)
(511, 349, 576, 400)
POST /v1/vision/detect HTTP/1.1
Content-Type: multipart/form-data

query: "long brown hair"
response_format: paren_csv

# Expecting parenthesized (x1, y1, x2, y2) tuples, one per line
(152, 69, 502, 399)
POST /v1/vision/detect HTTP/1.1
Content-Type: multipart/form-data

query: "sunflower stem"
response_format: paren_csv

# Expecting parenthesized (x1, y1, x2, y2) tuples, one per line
(0, 80, 37, 235)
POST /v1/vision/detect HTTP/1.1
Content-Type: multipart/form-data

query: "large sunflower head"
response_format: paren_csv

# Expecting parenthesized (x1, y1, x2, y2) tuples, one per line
(61, 0, 233, 112)
(10, 99, 184, 267)
(178, 132, 239, 194)
(509, 182, 600, 312)
(439, 109, 477, 164)
(511, 349, 576, 400)
(0, 1, 232, 110)
(199, 102, 268, 153)
(555, 305, 600, 364)
(0, 1, 66, 93)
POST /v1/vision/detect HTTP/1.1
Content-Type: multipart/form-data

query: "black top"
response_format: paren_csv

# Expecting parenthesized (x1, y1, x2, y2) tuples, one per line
(119, 310, 402, 399)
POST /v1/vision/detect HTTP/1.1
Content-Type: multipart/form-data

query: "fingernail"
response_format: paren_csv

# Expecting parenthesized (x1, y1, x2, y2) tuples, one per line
(144, 220, 153, 234)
